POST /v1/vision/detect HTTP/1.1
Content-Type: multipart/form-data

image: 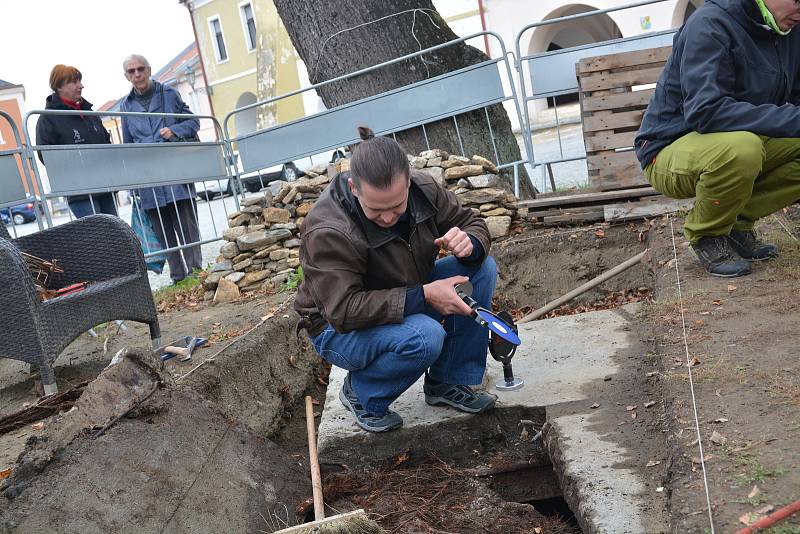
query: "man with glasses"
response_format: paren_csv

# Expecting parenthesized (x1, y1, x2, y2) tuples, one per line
(636, 0, 800, 277)
(119, 54, 202, 284)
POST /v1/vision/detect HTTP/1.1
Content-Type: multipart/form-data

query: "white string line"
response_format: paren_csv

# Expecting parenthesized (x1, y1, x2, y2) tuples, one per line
(772, 213, 799, 241)
(668, 214, 715, 533)
(310, 8, 439, 82)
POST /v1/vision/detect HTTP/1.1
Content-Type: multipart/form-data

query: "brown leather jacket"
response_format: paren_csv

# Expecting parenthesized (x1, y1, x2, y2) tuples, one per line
(294, 170, 491, 336)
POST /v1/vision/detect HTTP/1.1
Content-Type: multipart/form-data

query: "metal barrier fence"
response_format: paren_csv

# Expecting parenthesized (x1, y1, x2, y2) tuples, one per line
(225, 31, 530, 197)
(0, 110, 44, 238)
(514, 0, 674, 193)
(20, 109, 238, 276)
(2, 7, 688, 282)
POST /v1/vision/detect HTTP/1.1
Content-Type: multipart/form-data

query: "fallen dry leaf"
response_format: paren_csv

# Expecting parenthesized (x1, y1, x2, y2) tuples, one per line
(644, 401, 656, 408)
(692, 454, 714, 464)
(712, 418, 729, 424)
(646, 371, 658, 377)
(0, 468, 11, 481)
(631, 411, 637, 419)
(646, 460, 661, 467)
(31, 422, 44, 431)
(594, 229, 606, 238)
(710, 430, 727, 445)
(727, 284, 737, 292)
(690, 356, 702, 367)
(747, 485, 761, 500)
(626, 405, 637, 411)
(712, 299, 722, 306)
(739, 505, 775, 526)
(694, 319, 705, 326)
(590, 403, 600, 409)
(699, 311, 711, 316)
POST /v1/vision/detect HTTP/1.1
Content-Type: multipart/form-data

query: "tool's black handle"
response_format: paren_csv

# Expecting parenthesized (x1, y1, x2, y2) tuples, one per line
(455, 282, 479, 310)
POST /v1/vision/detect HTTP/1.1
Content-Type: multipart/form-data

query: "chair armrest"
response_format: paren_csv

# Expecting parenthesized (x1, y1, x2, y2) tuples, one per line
(14, 215, 148, 286)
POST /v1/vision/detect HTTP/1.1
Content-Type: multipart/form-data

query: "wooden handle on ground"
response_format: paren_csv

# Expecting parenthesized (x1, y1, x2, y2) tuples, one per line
(163, 345, 190, 357)
(518, 249, 648, 324)
(305, 395, 324, 521)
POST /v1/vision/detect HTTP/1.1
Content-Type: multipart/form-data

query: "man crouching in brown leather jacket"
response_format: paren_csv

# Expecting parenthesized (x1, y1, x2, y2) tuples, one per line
(294, 126, 497, 433)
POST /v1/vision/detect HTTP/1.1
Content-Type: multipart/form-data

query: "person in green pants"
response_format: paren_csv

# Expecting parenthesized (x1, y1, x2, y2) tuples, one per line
(635, 0, 800, 277)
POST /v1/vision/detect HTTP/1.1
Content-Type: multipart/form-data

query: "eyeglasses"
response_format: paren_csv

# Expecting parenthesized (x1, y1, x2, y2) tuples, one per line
(126, 66, 148, 75)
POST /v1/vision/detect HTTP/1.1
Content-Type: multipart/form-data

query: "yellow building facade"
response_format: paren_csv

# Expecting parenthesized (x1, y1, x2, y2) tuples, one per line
(181, 0, 304, 139)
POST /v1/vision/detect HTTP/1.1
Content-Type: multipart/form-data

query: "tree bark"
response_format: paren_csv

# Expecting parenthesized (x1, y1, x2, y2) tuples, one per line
(272, 0, 535, 199)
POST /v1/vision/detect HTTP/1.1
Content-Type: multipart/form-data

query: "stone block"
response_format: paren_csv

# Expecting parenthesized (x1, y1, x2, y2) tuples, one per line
(272, 222, 298, 232)
(457, 187, 508, 206)
(440, 158, 465, 169)
(470, 155, 499, 173)
(295, 202, 314, 217)
(232, 252, 254, 264)
(241, 195, 267, 207)
(213, 278, 240, 304)
(444, 165, 484, 181)
(209, 260, 233, 273)
(233, 258, 253, 271)
(269, 248, 291, 261)
(466, 174, 499, 189)
(253, 244, 281, 258)
(282, 187, 299, 204)
(426, 157, 442, 167)
(222, 226, 248, 241)
(236, 228, 292, 251)
(262, 207, 291, 224)
(229, 213, 252, 227)
(220, 241, 240, 259)
(294, 176, 330, 193)
(419, 149, 449, 160)
(410, 156, 427, 169)
(225, 271, 246, 284)
(482, 207, 513, 217)
(271, 182, 291, 202)
(485, 216, 512, 238)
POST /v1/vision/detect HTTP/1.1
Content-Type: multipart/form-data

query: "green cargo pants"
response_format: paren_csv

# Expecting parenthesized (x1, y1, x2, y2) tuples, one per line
(644, 131, 800, 243)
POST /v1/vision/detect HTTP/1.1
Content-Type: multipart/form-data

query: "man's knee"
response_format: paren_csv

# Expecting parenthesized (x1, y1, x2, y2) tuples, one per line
(710, 132, 764, 178)
(402, 315, 446, 366)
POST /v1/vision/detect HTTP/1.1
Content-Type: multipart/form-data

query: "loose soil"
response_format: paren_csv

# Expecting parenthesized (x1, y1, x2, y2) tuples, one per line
(1, 212, 799, 533)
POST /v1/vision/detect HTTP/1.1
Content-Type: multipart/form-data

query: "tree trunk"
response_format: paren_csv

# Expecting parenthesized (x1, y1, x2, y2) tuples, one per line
(273, 0, 535, 199)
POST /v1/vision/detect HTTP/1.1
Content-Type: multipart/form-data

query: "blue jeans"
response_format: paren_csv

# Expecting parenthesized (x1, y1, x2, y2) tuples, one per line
(68, 193, 118, 218)
(311, 255, 497, 415)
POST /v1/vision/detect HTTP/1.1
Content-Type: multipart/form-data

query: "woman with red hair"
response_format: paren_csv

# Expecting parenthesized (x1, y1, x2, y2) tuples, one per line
(35, 64, 118, 218)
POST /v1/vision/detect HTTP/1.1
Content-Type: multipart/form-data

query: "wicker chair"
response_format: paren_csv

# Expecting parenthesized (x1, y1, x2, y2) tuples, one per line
(0, 214, 161, 395)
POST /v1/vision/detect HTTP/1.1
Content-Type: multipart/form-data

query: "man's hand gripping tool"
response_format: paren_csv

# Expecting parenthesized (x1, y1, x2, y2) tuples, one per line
(454, 281, 524, 391)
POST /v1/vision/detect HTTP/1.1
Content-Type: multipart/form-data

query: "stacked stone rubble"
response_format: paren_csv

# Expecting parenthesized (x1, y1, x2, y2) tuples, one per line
(204, 151, 523, 298)
(409, 149, 523, 239)
(202, 161, 340, 301)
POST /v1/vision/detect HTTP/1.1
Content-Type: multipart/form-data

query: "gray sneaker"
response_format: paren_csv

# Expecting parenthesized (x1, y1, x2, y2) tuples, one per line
(423, 378, 496, 413)
(727, 229, 779, 261)
(339, 374, 403, 433)
(691, 235, 752, 277)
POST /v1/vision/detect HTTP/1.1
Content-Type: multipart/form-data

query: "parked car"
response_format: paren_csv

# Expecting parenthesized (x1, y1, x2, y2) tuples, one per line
(1, 202, 37, 226)
(195, 161, 302, 200)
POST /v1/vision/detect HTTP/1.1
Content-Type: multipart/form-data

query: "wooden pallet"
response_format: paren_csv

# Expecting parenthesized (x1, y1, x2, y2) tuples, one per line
(577, 46, 671, 192)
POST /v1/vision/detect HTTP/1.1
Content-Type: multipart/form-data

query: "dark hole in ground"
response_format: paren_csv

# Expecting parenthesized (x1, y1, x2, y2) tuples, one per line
(531, 496, 581, 531)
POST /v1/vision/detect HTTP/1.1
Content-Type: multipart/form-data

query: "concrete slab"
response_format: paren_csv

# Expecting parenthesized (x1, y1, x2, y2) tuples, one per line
(317, 304, 663, 532)
(318, 305, 633, 463)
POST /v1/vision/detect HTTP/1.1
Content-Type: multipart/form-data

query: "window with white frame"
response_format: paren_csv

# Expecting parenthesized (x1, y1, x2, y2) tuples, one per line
(239, 2, 257, 52)
(208, 16, 228, 62)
